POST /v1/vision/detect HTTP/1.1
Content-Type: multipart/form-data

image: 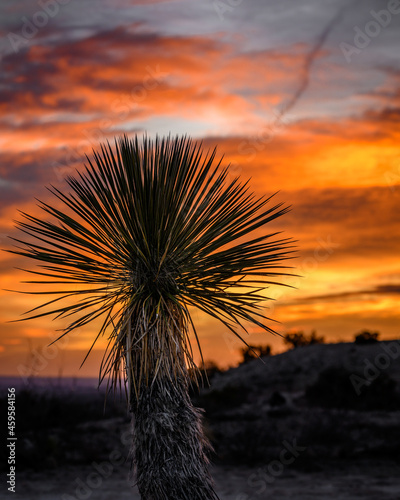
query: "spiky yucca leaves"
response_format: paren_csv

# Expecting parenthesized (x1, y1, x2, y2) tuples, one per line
(10, 135, 293, 390)
(9, 135, 294, 499)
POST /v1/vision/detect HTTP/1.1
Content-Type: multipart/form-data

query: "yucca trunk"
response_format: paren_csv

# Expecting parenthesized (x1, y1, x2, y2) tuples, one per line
(130, 373, 219, 500)
(126, 310, 220, 500)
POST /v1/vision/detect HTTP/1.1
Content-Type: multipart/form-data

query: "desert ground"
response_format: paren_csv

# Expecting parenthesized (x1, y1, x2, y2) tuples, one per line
(5, 459, 400, 500)
(1, 340, 400, 499)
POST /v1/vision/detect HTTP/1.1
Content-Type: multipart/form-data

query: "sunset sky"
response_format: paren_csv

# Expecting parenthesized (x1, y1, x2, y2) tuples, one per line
(0, 0, 399, 378)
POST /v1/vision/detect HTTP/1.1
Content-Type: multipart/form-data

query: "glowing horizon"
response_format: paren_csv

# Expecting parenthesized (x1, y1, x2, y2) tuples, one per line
(1, 0, 400, 378)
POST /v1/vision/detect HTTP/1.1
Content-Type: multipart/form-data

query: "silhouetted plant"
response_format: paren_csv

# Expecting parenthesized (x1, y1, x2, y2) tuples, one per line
(8, 135, 294, 499)
(354, 330, 380, 344)
(283, 330, 324, 349)
(198, 360, 224, 382)
(239, 344, 272, 364)
(306, 366, 399, 411)
(0, 386, 128, 471)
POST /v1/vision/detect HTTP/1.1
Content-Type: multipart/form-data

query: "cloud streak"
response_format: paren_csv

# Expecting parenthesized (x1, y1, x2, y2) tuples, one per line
(296, 284, 400, 304)
(277, 1, 359, 118)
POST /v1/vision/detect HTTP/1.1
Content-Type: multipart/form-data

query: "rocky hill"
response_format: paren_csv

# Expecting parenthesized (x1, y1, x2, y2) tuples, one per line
(194, 341, 400, 464)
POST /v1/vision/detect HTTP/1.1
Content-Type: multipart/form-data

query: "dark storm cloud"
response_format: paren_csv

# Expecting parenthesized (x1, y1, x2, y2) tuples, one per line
(0, 24, 160, 90)
(0, 152, 54, 184)
(275, 185, 400, 263)
(0, 23, 225, 119)
(0, 150, 68, 214)
(0, 186, 25, 212)
(284, 185, 400, 226)
(363, 106, 400, 123)
(50, 25, 161, 63)
(0, 47, 58, 100)
(299, 284, 400, 303)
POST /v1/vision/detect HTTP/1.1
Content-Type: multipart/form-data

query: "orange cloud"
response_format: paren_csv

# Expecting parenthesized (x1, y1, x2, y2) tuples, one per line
(1, 17, 400, 376)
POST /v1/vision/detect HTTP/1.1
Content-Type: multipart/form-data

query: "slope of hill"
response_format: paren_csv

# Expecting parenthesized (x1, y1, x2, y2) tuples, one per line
(1, 341, 400, 499)
(194, 341, 400, 464)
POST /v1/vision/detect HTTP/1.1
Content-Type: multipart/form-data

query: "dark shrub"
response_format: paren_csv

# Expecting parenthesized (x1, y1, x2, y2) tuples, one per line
(305, 366, 399, 411)
(354, 330, 380, 344)
(239, 344, 271, 364)
(269, 391, 286, 406)
(283, 330, 324, 349)
(211, 419, 281, 465)
(0, 387, 127, 471)
(198, 360, 224, 382)
(196, 384, 249, 415)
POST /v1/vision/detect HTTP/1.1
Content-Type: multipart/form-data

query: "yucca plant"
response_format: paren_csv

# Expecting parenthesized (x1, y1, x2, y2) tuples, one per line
(9, 135, 294, 499)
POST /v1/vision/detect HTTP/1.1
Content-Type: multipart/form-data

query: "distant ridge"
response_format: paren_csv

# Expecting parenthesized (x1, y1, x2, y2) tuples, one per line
(0, 375, 100, 393)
